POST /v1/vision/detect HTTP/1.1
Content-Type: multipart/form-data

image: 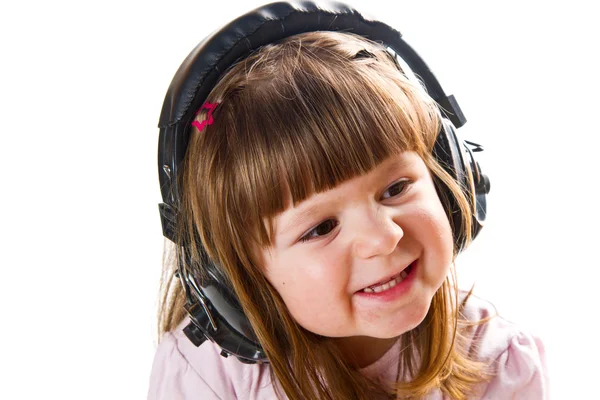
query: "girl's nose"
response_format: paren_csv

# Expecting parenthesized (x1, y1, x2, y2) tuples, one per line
(352, 208, 404, 259)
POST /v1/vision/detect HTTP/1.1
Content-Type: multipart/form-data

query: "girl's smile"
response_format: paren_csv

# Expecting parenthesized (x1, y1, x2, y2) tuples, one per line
(354, 258, 418, 300)
(259, 151, 454, 362)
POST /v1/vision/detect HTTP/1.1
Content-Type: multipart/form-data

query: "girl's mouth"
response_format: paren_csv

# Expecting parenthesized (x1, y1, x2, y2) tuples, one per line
(360, 262, 415, 293)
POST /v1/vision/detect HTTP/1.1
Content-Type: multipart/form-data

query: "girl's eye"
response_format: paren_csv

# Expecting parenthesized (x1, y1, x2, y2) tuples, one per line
(381, 179, 411, 200)
(299, 219, 338, 242)
(297, 180, 411, 243)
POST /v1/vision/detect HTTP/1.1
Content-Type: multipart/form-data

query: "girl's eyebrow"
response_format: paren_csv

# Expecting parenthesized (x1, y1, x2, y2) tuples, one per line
(276, 156, 414, 237)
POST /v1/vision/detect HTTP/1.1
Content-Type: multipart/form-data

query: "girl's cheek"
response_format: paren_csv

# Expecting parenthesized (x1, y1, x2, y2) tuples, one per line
(406, 201, 453, 248)
(306, 249, 346, 282)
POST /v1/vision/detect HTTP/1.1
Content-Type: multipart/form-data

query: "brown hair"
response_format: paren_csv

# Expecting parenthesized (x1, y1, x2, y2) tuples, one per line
(157, 31, 495, 399)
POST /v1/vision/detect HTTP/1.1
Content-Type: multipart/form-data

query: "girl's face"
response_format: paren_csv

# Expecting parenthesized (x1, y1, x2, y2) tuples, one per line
(259, 151, 454, 359)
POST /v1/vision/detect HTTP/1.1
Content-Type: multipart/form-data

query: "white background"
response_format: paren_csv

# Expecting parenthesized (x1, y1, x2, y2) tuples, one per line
(1, 0, 598, 399)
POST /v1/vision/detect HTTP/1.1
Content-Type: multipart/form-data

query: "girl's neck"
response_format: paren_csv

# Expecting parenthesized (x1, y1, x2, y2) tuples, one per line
(334, 335, 400, 368)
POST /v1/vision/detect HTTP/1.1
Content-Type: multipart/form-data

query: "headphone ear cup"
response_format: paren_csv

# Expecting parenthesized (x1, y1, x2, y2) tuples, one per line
(178, 241, 267, 363)
(432, 118, 474, 252)
(463, 146, 490, 236)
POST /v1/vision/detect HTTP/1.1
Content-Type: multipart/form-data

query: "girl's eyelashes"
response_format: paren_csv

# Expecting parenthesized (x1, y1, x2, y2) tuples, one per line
(298, 179, 413, 243)
(381, 178, 412, 200)
(299, 219, 339, 243)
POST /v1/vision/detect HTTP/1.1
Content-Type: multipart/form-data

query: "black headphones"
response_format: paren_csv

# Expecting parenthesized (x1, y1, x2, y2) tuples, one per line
(157, 0, 491, 365)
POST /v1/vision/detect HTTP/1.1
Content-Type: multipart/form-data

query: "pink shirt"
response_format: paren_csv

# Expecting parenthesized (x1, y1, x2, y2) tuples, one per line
(148, 293, 549, 399)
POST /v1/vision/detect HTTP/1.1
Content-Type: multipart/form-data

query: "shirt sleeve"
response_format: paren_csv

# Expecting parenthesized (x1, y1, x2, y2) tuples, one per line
(480, 330, 550, 399)
(147, 332, 222, 400)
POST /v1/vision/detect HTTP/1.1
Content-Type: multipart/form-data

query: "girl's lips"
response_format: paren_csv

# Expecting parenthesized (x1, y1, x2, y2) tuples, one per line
(355, 260, 418, 301)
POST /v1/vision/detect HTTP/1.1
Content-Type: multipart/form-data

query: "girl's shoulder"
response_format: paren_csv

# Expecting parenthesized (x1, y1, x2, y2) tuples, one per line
(459, 290, 540, 359)
(147, 318, 278, 400)
(459, 290, 550, 398)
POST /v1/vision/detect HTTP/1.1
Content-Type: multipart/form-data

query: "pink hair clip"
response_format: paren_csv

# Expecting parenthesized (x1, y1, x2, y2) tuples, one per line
(191, 102, 219, 132)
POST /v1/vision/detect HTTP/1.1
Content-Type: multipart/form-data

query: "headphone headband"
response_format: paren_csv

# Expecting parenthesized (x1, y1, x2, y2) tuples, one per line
(158, 0, 465, 218)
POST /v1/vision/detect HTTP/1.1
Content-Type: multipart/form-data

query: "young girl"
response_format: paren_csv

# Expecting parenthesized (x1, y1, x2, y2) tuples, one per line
(149, 2, 548, 399)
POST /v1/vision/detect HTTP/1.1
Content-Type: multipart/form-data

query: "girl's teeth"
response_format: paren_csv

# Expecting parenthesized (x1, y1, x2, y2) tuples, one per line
(362, 273, 403, 293)
(375, 282, 388, 293)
